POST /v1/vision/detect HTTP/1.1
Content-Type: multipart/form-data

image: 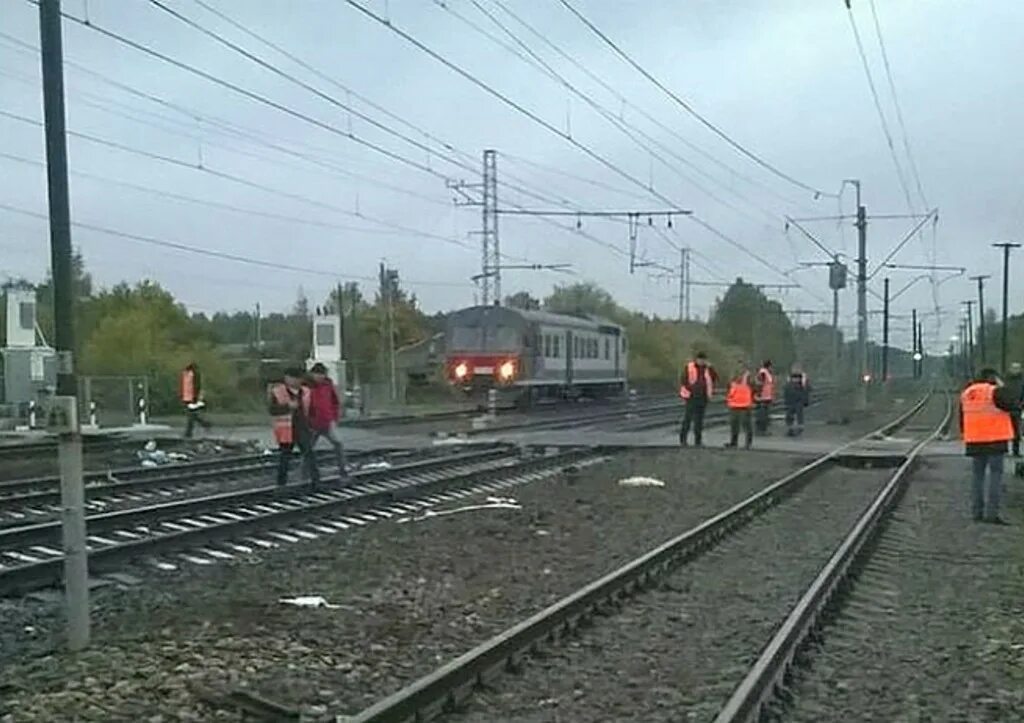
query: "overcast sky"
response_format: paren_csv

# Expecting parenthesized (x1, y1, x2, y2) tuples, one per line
(2, 0, 1022, 352)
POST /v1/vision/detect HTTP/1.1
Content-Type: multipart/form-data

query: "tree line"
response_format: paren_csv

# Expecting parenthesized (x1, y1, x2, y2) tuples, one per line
(2, 254, 946, 412)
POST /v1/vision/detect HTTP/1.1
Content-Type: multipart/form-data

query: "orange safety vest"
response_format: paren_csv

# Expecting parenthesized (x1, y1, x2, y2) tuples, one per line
(679, 361, 714, 400)
(726, 373, 754, 410)
(961, 382, 1014, 444)
(268, 383, 311, 446)
(180, 369, 197, 404)
(756, 367, 775, 402)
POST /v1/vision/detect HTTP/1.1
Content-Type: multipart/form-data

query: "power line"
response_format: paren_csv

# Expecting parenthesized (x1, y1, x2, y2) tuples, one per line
(486, 0, 815, 211)
(0, 202, 472, 288)
(867, 0, 928, 210)
(555, 0, 835, 199)
(0, 108, 475, 250)
(344, 0, 825, 301)
(43, 4, 469, 182)
(0, 150, 452, 239)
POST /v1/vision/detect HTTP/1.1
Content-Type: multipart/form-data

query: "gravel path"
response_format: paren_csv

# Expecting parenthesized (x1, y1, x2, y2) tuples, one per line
(0, 449, 805, 721)
(452, 464, 896, 723)
(773, 457, 1024, 722)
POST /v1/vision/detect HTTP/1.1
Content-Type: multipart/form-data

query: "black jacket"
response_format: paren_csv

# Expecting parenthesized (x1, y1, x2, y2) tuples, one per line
(783, 377, 810, 408)
(960, 379, 1018, 456)
(1002, 372, 1024, 407)
(680, 363, 718, 403)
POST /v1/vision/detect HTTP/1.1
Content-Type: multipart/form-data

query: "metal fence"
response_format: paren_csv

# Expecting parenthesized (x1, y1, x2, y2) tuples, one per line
(79, 375, 150, 428)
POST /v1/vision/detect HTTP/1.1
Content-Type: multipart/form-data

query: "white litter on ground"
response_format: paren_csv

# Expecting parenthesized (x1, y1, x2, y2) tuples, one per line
(279, 596, 340, 609)
(432, 436, 470, 446)
(617, 476, 666, 488)
(360, 461, 392, 471)
(397, 496, 521, 523)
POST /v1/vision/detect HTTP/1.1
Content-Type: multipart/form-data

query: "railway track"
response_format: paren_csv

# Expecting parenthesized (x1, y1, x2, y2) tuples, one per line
(0, 443, 602, 596)
(713, 390, 954, 723)
(334, 389, 943, 723)
(0, 445, 474, 524)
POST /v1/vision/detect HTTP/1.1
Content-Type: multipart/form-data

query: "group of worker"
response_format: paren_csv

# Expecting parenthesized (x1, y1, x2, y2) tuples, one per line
(180, 361, 348, 488)
(678, 353, 810, 449)
(960, 362, 1024, 525)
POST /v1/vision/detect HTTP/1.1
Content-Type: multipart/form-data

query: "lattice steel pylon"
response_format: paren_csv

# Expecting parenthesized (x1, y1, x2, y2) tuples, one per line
(482, 149, 500, 305)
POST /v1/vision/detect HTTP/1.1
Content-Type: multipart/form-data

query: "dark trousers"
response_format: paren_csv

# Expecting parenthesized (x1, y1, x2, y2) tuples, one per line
(184, 406, 211, 438)
(785, 405, 804, 435)
(277, 435, 321, 487)
(755, 401, 772, 433)
(728, 408, 753, 448)
(971, 453, 1004, 521)
(1012, 414, 1021, 456)
(680, 399, 707, 445)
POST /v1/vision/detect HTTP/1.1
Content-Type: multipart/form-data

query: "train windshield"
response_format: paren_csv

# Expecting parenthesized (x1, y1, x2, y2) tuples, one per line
(450, 324, 519, 351)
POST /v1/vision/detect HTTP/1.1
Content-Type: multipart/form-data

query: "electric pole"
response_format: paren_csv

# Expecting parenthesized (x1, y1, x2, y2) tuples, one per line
(482, 149, 499, 305)
(963, 300, 975, 376)
(992, 242, 1020, 373)
(39, 0, 88, 651)
(911, 308, 918, 378)
(854, 181, 868, 409)
(971, 274, 990, 364)
(678, 247, 692, 323)
(882, 278, 890, 382)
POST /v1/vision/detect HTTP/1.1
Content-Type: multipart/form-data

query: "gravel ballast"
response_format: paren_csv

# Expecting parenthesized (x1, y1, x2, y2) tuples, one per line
(774, 457, 1024, 722)
(0, 448, 811, 721)
(452, 464, 896, 722)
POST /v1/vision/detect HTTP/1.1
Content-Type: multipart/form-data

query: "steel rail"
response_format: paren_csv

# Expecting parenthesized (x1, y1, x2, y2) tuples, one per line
(0, 446, 513, 551)
(712, 390, 953, 723)
(0, 446, 595, 595)
(0, 445, 471, 510)
(345, 391, 932, 723)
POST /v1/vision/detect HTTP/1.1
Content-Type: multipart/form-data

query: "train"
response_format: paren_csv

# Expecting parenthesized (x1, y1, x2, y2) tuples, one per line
(444, 305, 628, 404)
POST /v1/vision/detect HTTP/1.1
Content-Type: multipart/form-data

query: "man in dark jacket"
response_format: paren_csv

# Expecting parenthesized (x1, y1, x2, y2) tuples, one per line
(783, 368, 810, 437)
(1002, 362, 1024, 456)
(679, 351, 717, 447)
(960, 367, 1017, 523)
(268, 368, 321, 489)
(180, 362, 212, 439)
(307, 362, 349, 481)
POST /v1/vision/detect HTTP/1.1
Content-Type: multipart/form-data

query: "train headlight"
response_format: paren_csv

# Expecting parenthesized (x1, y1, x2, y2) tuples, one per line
(454, 362, 469, 380)
(499, 360, 516, 381)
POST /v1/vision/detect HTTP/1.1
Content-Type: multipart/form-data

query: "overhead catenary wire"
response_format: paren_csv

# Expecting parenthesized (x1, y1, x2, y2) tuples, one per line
(0, 202, 472, 289)
(0, 108, 476, 251)
(555, 0, 836, 200)
(344, 0, 826, 303)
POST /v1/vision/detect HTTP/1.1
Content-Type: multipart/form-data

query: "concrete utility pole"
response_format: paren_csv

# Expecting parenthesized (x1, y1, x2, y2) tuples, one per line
(679, 247, 692, 322)
(992, 242, 1020, 373)
(882, 278, 890, 382)
(971, 274, 990, 364)
(39, 0, 88, 651)
(853, 180, 868, 409)
(911, 308, 919, 378)
(963, 300, 975, 375)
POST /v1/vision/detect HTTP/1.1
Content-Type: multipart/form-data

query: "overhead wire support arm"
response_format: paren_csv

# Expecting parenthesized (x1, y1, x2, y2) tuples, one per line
(868, 208, 940, 279)
(784, 216, 840, 260)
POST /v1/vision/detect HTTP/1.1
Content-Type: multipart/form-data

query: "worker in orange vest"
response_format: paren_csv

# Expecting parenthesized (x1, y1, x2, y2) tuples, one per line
(679, 351, 716, 447)
(268, 367, 321, 489)
(754, 359, 775, 435)
(960, 367, 1017, 523)
(180, 362, 212, 439)
(725, 362, 754, 449)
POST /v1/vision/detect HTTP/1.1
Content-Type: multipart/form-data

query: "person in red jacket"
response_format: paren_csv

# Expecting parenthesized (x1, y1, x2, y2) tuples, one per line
(307, 362, 349, 481)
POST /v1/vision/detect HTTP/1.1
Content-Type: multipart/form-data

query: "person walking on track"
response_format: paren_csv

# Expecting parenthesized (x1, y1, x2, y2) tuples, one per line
(960, 367, 1016, 524)
(724, 362, 754, 449)
(307, 362, 350, 482)
(754, 359, 775, 435)
(268, 367, 321, 489)
(679, 351, 716, 447)
(180, 361, 212, 439)
(783, 367, 810, 437)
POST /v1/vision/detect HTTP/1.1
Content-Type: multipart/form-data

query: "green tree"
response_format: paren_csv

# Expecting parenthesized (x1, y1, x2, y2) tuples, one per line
(543, 282, 623, 322)
(80, 282, 232, 413)
(709, 278, 796, 370)
(505, 290, 541, 310)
